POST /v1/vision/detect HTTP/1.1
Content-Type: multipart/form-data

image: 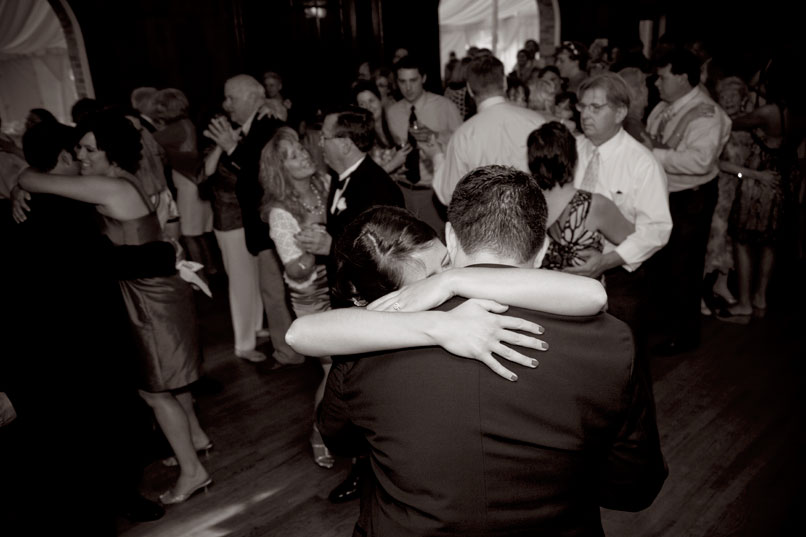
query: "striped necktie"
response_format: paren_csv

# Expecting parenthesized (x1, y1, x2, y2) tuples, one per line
(580, 149, 600, 192)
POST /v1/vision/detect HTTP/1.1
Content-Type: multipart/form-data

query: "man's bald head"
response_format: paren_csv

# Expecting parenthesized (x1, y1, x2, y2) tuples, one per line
(223, 74, 265, 125)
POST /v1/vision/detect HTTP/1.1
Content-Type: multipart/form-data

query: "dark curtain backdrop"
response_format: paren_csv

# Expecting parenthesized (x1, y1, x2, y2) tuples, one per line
(66, 0, 799, 125)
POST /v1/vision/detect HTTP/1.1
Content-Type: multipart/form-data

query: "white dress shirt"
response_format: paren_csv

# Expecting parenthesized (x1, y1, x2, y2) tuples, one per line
(647, 86, 732, 192)
(330, 156, 366, 215)
(432, 96, 546, 205)
(574, 128, 672, 271)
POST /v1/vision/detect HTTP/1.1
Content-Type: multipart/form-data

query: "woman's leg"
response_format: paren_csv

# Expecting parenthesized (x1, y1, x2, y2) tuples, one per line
(176, 391, 211, 450)
(139, 390, 208, 494)
(728, 242, 753, 315)
(753, 246, 775, 311)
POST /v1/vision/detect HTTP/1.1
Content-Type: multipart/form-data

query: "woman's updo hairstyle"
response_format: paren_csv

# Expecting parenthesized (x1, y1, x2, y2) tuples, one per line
(77, 109, 143, 175)
(334, 206, 438, 304)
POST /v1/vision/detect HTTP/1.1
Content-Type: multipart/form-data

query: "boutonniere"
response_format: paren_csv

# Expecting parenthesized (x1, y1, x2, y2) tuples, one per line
(336, 197, 348, 213)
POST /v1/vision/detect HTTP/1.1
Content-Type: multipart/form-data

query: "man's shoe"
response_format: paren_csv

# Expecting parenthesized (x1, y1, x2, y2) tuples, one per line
(328, 470, 362, 503)
(651, 338, 698, 357)
(235, 349, 267, 363)
(119, 494, 165, 522)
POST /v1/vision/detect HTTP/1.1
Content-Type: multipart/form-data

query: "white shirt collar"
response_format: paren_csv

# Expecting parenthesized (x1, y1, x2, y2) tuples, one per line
(595, 127, 626, 160)
(338, 155, 366, 182)
(478, 95, 507, 112)
(240, 110, 257, 136)
(665, 86, 699, 116)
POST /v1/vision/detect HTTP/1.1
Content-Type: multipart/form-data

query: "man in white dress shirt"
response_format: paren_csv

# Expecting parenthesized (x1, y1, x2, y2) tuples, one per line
(568, 72, 672, 364)
(645, 48, 731, 356)
(427, 55, 546, 206)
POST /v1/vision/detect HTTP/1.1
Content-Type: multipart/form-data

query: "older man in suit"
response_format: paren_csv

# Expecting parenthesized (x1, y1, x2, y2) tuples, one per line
(318, 165, 667, 537)
(204, 74, 303, 366)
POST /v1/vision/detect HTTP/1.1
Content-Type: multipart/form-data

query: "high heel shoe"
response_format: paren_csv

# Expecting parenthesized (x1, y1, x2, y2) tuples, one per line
(161, 442, 213, 467)
(159, 476, 212, 505)
(311, 428, 335, 469)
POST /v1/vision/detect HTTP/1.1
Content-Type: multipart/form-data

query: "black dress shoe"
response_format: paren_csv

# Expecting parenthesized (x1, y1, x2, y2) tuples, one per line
(119, 494, 165, 522)
(328, 469, 363, 503)
(651, 338, 698, 357)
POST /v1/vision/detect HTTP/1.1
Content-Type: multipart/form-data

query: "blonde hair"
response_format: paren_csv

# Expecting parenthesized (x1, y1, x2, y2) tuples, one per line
(259, 127, 328, 225)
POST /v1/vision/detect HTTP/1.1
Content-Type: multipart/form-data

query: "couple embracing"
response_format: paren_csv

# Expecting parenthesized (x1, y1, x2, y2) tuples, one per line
(289, 164, 668, 537)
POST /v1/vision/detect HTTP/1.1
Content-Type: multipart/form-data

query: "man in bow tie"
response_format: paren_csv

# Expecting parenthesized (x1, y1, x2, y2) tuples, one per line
(296, 106, 403, 262)
(296, 105, 403, 506)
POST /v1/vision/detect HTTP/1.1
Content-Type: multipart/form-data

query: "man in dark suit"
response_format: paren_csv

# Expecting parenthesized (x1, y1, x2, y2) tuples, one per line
(296, 106, 404, 504)
(2, 120, 179, 533)
(318, 165, 667, 536)
(204, 74, 303, 366)
(296, 106, 404, 257)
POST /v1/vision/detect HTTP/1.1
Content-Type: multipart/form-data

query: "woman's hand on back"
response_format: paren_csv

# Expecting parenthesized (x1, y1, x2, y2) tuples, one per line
(428, 299, 547, 382)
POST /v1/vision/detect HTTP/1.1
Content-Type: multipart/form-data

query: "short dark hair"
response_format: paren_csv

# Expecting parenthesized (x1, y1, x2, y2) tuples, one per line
(351, 80, 382, 103)
(23, 121, 77, 172)
(334, 206, 438, 303)
(394, 55, 426, 77)
(27, 108, 58, 126)
(331, 106, 376, 153)
(448, 165, 547, 264)
(527, 122, 578, 191)
(71, 97, 102, 124)
(506, 77, 530, 101)
(77, 110, 143, 175)
(654, 47, 701, 87)
(467, 55, 505, 95)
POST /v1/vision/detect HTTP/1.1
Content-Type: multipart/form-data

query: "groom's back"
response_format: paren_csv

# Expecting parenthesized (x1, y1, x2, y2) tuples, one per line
(333, 298, 665, 536)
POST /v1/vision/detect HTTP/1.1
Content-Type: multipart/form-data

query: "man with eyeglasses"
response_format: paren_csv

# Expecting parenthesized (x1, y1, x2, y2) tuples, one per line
(569, 72, 672, 368)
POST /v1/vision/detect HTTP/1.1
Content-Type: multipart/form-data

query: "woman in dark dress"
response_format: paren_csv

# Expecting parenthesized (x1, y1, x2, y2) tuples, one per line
(17, 111, 211, 505)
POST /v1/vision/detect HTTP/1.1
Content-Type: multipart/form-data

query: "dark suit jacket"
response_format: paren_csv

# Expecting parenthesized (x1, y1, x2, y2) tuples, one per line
(216, 113, 283, 254)
(318, 277, 667, 537)
(325, 155, 404, 242)
(1, 194, 177, 533)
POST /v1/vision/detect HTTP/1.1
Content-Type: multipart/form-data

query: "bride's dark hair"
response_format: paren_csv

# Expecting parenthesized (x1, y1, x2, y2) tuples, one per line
(334, 206, 438, 304)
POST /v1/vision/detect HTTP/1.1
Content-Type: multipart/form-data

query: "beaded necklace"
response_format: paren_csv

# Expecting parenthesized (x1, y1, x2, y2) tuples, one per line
(295, 180, 325, 215)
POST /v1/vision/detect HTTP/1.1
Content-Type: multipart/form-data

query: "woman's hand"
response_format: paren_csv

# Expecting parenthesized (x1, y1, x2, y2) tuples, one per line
(385, 143, 413, 171)
(11, 183, 32, 223)
(368, 271, 455, 312)
(429, 299, 547, 381)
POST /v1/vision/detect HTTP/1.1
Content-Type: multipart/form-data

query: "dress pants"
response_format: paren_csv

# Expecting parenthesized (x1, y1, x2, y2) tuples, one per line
(257, 248, 304, 363)
(653, 178, 719, 345)
(214, 227, 263, 353)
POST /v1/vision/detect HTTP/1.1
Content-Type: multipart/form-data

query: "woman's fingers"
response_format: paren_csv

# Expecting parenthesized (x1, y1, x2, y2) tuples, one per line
(466, 298, 508, 313)
(492, 342, 540, 367)
(477, 353, 519, 382)
(497, 329, 548, 352)
(367, 290, 401, 311)
(498, 315, 544, 335)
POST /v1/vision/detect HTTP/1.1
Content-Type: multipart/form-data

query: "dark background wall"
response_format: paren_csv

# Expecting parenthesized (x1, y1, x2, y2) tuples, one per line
(67, 0, 800, 125)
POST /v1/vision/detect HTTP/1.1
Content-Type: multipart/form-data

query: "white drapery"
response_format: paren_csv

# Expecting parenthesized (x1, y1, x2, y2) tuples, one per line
(0, 0, 78, 132)
(438, 0, 539, 82)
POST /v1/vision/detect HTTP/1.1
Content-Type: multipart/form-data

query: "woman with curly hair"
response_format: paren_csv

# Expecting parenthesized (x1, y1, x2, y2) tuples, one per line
(259, 126, 334, 469)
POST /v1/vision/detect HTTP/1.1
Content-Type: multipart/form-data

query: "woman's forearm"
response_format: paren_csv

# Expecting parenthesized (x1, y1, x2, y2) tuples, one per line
(448, 267, 607, 315)
(18, 170, 121, 205)
(286, 308, 438, 356)
(204, 146, 223, 177)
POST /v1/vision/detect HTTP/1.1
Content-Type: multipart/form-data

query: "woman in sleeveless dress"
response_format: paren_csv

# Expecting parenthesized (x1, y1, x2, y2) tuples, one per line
(17, 111, 211, 505)
(259, 127, 335, 469)
(527, 122, 633, 273)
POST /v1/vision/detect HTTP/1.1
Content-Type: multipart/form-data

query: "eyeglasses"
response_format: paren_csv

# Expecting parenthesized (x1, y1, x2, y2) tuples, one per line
(576, 102, 610, 114)
(318, 132, 341, 146)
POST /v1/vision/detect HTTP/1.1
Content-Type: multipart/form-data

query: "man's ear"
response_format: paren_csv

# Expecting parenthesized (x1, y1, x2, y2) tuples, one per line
(533, 236, 549, 268)
(614, 105, 628, 126)
(422, 73, 427, 85)
(445, 222, 458, 262)
(58, 150, 73, 167)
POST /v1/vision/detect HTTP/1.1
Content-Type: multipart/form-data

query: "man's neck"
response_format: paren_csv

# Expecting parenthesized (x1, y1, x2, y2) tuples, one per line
(336, 152, 366, 178)
(666, 85, 695, 107)
(454, 250, 531, 269)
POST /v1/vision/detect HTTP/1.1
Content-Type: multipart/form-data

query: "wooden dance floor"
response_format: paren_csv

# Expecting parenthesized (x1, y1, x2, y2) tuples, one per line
(118, 275, 804, 537)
